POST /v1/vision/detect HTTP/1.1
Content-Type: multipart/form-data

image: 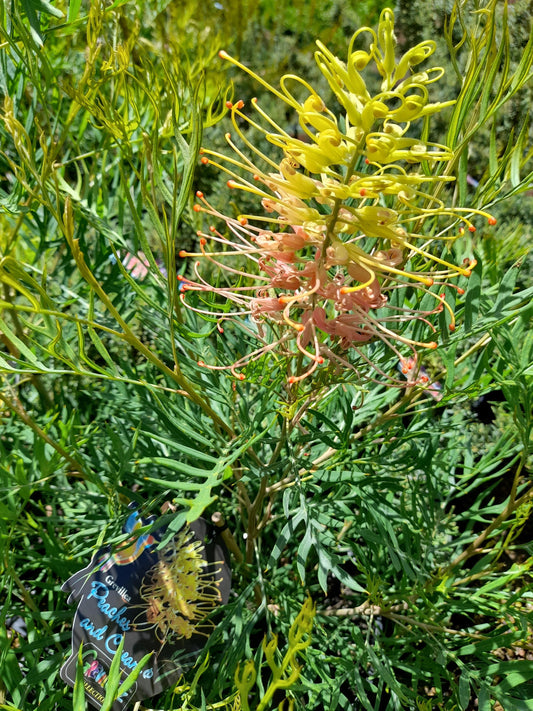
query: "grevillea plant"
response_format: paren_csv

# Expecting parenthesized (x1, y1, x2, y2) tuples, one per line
(180, 8, 497, 388)
(234, 597, 315, 711)
(1, 1, 533, 710)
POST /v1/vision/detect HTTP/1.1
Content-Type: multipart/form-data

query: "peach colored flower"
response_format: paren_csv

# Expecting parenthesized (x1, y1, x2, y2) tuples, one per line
(180, 10, 496, 387)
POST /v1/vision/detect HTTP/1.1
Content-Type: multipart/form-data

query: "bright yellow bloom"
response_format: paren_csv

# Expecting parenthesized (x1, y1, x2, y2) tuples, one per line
(183, 9, 496, 386)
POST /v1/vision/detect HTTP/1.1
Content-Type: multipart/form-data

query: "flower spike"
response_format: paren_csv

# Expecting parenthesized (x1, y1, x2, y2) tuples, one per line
(186, 11, 496, 386)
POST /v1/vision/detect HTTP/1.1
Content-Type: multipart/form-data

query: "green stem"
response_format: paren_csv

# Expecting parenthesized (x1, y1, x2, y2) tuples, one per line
(0, 386, 90, 480)
(62, 199, 233, 436)
(443, 454, 531, 574)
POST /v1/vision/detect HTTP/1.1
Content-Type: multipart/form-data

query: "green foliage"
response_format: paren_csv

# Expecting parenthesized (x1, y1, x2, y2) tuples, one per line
(234, 597, 315, 711)
(1, 2, 532, 711)
(72, 638, 152, 711)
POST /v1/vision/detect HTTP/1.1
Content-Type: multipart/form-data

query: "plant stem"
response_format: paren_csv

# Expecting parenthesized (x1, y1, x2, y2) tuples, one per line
(443, 455, 531, 574)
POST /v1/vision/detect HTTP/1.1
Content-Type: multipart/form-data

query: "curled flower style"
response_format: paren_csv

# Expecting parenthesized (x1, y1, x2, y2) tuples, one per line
(181, 9, 496, 386)
(133, 529, 223, 644)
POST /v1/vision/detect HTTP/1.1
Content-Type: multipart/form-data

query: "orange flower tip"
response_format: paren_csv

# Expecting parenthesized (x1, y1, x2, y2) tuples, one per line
(193, 204, 201, 212)
(219, 50, 230, 59)
(199, 238, 207, 246)
(225, 132, 231, 140)
(178, 250, 188, 258)
(424, 278, 434, 287)
(463, 269, 471, 277)
(428, 342, 438, 350)
(459, 227, 465, 235)
(296, 324, 305, 332)
(288, 376, 296, 384)
(199, 147, 205, 154)
(196, 190, 204, 198)
(471, 259, 478, 268)
(238, 373, 245, 381)
(217, 325, 224, 333)
(238, 216, 248, 226)
(317, 356, 324, 364)
(359, 188, 367, 196)
(365, 158, 370, 165)
(439, 293, 445, 299)
(457, 287, 465, 295)
(227, 180, 238, 189)
(420, 375, 429, 383)
(488, 216, 497, 225)
(209, 225, 216, 233)
(253, 174, 260, 181)
(401, 367, 409, 374)
(251, 97, 258, 103)
(449, 323, 456, 332)
(278, 296, 289, 304)
(225, 100, 233, 109)
(177, 274, 183, 281)
(468, 225, 476, 233)
(235, 100, 245, 109)
(198, 360, 205, 366)
(200, 157, 209, 165)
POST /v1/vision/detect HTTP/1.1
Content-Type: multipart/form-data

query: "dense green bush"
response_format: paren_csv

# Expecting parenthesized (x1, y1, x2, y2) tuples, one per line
(1, 1, 532, 710)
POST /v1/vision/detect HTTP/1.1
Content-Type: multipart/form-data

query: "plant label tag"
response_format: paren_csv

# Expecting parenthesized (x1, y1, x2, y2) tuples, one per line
(60, 509, 231, 710)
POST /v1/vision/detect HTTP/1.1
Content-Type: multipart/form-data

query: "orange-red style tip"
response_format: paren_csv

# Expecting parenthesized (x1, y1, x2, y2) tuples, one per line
(468, 225, 476, 233)
(488, 216, 497, 226)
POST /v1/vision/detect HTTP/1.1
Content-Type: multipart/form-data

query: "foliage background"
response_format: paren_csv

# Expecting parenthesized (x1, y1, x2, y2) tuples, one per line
(0, 1, 532, 710)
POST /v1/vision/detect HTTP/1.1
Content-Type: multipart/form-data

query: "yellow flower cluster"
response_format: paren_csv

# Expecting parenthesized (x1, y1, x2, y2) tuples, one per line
(181, 9, 496, 385)
(134, 529, 222, 643)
